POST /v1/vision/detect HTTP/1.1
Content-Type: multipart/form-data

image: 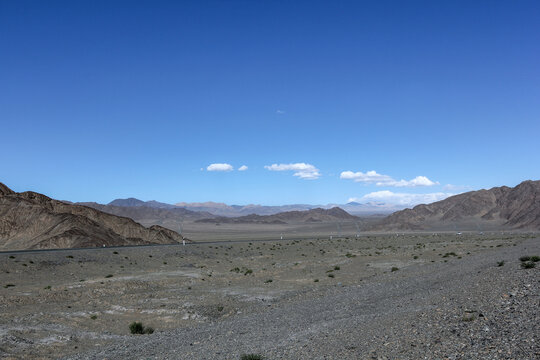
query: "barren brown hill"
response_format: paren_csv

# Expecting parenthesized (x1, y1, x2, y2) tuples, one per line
(196, 207, 358, 224)
(0, 183, 184, 251)
(374, 180, 540, 231)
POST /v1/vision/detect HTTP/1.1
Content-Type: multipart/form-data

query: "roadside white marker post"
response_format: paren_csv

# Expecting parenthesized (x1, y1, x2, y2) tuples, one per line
(182, 240, 185, 246)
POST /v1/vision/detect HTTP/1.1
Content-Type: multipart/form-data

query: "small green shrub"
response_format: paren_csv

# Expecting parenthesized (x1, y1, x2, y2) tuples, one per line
(519, 256, 531, 262)
(4, 284, 15, 288)
(90, 315, 97, 320)
(497, 261, 505, 267)
(264, 279, 273, 283)
(314, 279, 319, 282)
(334, 266, 340, 271)
(240, 354, 263, 360)
(521, 261, 536, 269)
(129, 322, 154, 335)
(530, 255, 540, 262)
(391, 267, 399, 272)
(327, 273, 335, 278)
(105, 274, 113, 278)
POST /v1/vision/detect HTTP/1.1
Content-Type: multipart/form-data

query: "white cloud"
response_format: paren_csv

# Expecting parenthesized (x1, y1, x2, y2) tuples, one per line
(349, 191, 454, 206)
(340, 170, 438, 187)
(276, 109, 285, 114)
(207, 163, 234, 172)
(238, 165, 248, 171)
(264, 163, 321, 180)
(340, 170, 393, 183)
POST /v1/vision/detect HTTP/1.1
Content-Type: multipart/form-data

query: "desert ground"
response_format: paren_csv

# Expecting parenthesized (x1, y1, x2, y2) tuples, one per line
(1, 228, 538, 359)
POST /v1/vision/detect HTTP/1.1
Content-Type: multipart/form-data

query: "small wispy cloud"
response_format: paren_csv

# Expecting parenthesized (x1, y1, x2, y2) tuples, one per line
(340, 170, 438, 187)
(207, 163, 234, 172)
(276, 109, 285, 114)
(349, 191, 454, 206)
(238, 165, 248, 171)
(264, 163, 321, 180)
(443, 184, 471, 191)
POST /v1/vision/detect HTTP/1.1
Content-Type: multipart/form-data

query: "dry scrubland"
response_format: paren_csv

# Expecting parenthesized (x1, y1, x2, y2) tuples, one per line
(1, 232, 538, 359)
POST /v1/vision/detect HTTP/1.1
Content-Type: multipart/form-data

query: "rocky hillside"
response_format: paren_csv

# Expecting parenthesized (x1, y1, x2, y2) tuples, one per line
(196, 207, 358, 224)
(374, 180, 540, 230)
(0, 183, 184, 250)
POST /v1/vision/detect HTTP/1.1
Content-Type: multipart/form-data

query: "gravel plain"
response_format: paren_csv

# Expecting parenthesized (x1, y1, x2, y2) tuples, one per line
(1, 232, 538, 359)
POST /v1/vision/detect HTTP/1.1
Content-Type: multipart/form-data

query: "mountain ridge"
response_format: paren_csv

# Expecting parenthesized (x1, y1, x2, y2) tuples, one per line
(195, 207, 359, 224)
(0, 183, 184, 250)
(108, 198, 177, 209)
(100, 198, 401, 216)
(373, 180, 540, 230)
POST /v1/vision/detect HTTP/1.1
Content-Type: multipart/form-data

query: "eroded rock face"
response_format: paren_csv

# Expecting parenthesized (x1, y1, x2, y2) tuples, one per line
(374, 180, 540, 231)
(0, 182, 183, 250)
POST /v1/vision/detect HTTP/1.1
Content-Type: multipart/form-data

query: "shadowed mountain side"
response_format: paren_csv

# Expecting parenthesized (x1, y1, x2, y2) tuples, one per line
(196, 207, 358, 224)
(0, 183, 184, 251)
(372, 180, 540, 231)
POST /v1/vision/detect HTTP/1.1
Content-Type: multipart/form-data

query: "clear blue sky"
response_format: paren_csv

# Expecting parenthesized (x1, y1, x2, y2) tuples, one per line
(1, 0, 539, 206)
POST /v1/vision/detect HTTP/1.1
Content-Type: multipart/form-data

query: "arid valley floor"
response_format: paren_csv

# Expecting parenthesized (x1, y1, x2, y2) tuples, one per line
(1, 231, 538, 359)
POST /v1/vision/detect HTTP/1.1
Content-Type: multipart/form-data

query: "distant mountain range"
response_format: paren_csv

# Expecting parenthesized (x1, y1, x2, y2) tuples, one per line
(3, 178, 537, 251)
(79, 202, 213, 230)
(109, 198, 178, 209)
(195, 207, 359, 225)
(102, 198, 402, 217)
(175, 201, 315, 216)
(373, 180, 540, 231)
(0, 183, 184, 251)
(78, 202, 361, 228)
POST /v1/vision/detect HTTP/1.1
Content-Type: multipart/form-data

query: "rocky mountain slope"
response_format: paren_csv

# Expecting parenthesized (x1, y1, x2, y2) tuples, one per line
(374, 180, 540, 230)
(0, 183, 184, 250)
(196, 207, 358, 224)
